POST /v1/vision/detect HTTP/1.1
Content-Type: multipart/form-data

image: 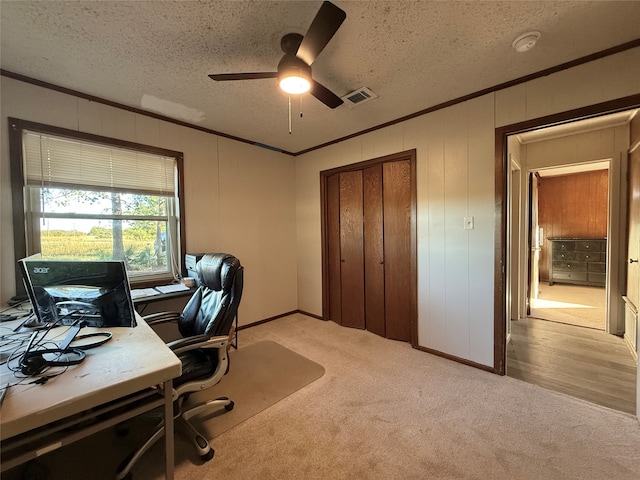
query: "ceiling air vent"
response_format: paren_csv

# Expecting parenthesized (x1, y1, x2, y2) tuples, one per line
(341, 87, 378, 108)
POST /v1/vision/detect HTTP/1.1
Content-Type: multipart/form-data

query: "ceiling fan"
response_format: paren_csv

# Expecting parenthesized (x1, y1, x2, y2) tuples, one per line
(208, 1, 346, 109)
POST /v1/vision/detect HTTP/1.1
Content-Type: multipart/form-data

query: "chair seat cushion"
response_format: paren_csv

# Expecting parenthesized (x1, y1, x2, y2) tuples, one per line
(175, 349, 217, 386)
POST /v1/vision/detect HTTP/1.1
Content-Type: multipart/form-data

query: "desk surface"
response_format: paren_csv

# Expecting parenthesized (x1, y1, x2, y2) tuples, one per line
(0, 314, 181, 441)
(132, 286, 196, 305)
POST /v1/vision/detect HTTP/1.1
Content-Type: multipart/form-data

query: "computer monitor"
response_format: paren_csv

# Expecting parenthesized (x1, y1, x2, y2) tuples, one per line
(19, 256, 137, 328)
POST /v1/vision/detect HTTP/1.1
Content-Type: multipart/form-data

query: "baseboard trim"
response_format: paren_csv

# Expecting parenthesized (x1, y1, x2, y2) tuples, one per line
(239, 311, 497, 374)
(297, 310, 324, 320)
(238, 310, 324, 330)
(623, 334, 639, 363)
(413, 344, 496, 374)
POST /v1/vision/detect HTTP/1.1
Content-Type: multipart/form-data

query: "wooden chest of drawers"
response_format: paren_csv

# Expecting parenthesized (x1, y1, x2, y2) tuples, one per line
(548, 238, 607, 287)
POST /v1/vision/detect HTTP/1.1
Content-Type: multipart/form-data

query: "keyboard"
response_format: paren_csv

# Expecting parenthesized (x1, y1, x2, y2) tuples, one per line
(130, 288, 162, 299)
(154, 284, 190, 294)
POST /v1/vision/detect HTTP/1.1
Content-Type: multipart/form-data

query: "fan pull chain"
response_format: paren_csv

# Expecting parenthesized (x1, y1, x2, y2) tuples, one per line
(288, 95, 292, 134)
(300, 95, 303, 118)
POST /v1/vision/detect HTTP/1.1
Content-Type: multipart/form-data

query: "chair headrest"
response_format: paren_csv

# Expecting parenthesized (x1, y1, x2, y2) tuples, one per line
(196, 253, 241, 292)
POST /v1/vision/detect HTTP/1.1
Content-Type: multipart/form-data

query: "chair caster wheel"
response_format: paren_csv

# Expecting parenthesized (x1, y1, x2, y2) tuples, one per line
(201, 449, 215, 461)
(225, 401, 235, 412)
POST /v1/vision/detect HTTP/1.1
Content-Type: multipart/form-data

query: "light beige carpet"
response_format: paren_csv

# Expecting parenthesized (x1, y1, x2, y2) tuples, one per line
(531, 284, 606, 330)
(3, 340, 325, 480)
(6, 314, 640, 480)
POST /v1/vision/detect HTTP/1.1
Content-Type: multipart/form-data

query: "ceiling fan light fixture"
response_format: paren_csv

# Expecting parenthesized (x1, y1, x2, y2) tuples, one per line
(280, 75, 311, 94)
(279, 65, 312, 94)
(209, 1, 346, 108)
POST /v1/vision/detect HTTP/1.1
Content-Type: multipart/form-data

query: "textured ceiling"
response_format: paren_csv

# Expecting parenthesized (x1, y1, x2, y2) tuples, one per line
(1, 1, 640, 154)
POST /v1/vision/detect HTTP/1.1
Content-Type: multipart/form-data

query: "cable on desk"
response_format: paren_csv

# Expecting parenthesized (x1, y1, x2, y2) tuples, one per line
(1, 311, 111, 395)
(1, 299, 33, 323)
(4, 318, 79, 380)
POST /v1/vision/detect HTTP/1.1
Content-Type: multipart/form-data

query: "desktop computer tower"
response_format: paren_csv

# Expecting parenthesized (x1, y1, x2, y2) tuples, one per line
(185, 253, 205, 285)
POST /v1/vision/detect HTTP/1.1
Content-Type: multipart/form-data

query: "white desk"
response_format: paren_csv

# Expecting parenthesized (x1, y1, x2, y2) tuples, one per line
(0, 314, 182, 479)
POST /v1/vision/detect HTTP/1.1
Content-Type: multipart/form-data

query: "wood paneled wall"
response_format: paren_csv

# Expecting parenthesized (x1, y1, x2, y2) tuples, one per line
(538, 169, 609, 281)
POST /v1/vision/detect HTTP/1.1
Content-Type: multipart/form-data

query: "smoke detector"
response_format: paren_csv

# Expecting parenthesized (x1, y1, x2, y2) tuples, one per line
(512, 31, 541, 53)
(341, 87, 378, 108)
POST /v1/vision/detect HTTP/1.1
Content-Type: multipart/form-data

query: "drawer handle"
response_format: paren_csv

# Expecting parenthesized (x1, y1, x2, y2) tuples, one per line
(630, 259, 638, 264)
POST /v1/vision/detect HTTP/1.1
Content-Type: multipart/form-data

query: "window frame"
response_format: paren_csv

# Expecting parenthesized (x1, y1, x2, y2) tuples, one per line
(9, 117, 186, 294)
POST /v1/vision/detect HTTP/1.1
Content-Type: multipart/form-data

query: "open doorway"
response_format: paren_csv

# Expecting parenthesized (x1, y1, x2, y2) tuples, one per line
(529, 164, 609, 331)
(504, 109, 638, 415)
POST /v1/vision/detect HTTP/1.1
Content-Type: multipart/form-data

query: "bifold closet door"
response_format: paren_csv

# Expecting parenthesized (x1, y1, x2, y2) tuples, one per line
(383, 160, 412, 341)
(325, 158, 412, 341)
(339, 170, 365, 329)
(363, 165, 385, 337)
(326, 174, 342, 325)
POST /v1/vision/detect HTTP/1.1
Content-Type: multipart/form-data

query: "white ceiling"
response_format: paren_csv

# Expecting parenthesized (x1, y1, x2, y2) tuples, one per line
(2, 1, 640, 154)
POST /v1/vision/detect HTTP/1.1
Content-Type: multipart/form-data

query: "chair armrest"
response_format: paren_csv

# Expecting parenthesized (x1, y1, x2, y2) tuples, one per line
(143, 311, 181, 325)
(168, 335, 229, 355)
(172, 335, 231, 397)
(167, 334, 210, 352)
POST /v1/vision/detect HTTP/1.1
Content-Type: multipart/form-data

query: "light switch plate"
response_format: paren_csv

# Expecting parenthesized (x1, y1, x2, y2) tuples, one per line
(464, 216, 474, 230)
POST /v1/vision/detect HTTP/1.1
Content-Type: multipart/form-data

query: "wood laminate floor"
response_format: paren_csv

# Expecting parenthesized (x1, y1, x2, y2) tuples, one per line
(507, 317, 637, 414)
(531, 284, 605, 330)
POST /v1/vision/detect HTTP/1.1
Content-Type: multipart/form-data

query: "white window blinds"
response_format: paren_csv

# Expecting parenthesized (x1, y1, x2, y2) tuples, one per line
(23, 131, 176, 195)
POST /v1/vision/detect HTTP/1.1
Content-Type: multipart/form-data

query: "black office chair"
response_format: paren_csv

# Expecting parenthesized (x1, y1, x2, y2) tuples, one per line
(117, 253, 243, 480)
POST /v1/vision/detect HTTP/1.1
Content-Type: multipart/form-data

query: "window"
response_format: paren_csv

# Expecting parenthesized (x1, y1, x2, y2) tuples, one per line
(10, 118, 185, 290)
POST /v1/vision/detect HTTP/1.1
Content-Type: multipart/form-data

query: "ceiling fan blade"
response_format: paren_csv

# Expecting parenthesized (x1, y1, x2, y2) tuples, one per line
(209, 72, 278, 81)
(310, 80, 343, 109)
(296, 1, 346, 66)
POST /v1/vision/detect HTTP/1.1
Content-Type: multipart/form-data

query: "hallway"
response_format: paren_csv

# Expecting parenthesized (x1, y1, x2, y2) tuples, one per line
(507, 317, 636, 414)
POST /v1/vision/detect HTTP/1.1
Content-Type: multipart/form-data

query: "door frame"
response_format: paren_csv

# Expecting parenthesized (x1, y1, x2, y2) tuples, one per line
(320, 149, 418, 346)
(507, 155, 522, 340)
(527, 171, 540, 314)
(494, 94, 640, 375)
(524, 162, 612, 332)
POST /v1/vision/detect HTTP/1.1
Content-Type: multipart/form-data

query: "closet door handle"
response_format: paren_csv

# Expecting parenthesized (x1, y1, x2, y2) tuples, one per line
(630, 259, 638, 264)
